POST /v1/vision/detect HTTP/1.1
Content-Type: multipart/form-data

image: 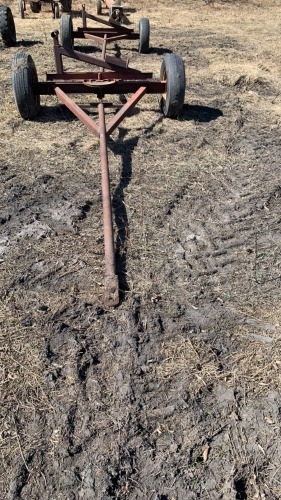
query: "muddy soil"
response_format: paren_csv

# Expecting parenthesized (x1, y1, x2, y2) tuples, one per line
(1, 0, 281, 498)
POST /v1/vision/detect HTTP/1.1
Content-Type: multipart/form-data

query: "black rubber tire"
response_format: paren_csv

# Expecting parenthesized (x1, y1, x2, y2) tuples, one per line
(138, 18, 150, 54)
(29, 1, 41, 13)
(12, 53, 40, 120)
(60, 14, 73, 50)
(0, 6, 16, 46)
(96, 0, 101, 15)
(60, 0, 71, 12)
(53, 2, 59, 18)
(160, 54, 185, 118)
(18, 0, 25, 18)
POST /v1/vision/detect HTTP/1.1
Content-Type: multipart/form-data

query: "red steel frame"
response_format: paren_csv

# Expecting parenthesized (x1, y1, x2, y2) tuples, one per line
(72, 5, 140, 45)
(34, 32, 166, 307)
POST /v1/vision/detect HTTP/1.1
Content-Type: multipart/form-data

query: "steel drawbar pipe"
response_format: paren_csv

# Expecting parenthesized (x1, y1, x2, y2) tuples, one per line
(98, 103, 119, 306)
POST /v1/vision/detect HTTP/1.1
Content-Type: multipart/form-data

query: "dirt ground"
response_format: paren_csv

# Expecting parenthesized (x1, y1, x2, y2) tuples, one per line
(1, 0, 281, 498)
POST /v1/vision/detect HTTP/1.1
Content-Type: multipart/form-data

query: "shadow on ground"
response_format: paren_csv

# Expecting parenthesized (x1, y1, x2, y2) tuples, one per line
(182, 103, 223, 122)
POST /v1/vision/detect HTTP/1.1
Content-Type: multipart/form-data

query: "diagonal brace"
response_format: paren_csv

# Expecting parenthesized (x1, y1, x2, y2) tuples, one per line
(106, 86, 147, 136)
(55, 87, 100, 137)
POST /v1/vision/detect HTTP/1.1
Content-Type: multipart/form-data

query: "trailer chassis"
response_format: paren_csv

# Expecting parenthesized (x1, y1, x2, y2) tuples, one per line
(12, 31, 185, 307)
(60, 5, 150, 53)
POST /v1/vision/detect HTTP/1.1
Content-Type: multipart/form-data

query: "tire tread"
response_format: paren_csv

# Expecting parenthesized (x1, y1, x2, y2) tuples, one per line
(12, 53, 40, 120)
(160, 53, 185, 118)
(139, 17, 150, 53)
(60, 14, 73, 50)
(0, 6, 16, 46)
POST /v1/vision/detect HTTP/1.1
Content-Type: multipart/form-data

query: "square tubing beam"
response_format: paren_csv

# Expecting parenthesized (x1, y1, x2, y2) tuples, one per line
(35, 80, 165, 95)
(46, 71, 154, 81)
(84, 33, 130, 43)
(60, 46, 128, 70)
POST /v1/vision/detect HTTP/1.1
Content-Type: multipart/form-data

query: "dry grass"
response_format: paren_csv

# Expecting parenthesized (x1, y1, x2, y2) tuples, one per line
(156, 312, 281, 401)
(0, 299, 51, 483)
(1, 0, 281, 496)
(157, 334, 222, 394)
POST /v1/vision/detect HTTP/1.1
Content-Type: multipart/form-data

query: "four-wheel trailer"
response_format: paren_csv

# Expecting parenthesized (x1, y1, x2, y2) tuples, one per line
(11, 10, 185, 307)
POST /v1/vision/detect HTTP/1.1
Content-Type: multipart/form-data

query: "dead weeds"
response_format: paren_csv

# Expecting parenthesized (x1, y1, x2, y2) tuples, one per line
(1, 0, 281, 498)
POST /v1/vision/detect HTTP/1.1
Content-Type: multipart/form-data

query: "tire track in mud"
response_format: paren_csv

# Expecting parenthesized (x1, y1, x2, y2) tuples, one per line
(3, 10, 281, 498)
(5, 108, 281, 500)
(20, 122, 280, 499)
(20, 300, 165, 499)
(31, 112, 279, 499)
(182, 168, 258, 281)
(134, 119, 281, 499)
(160, 118, 281, 296)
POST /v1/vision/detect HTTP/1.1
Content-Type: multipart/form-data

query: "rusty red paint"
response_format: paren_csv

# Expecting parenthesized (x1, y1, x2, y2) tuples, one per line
(28, 29, 170, 307)
(55, 87, 100, 137)
(98, 103, 119, 306)
(106, 86, 147, 136)
(69, 5, 140, 45)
